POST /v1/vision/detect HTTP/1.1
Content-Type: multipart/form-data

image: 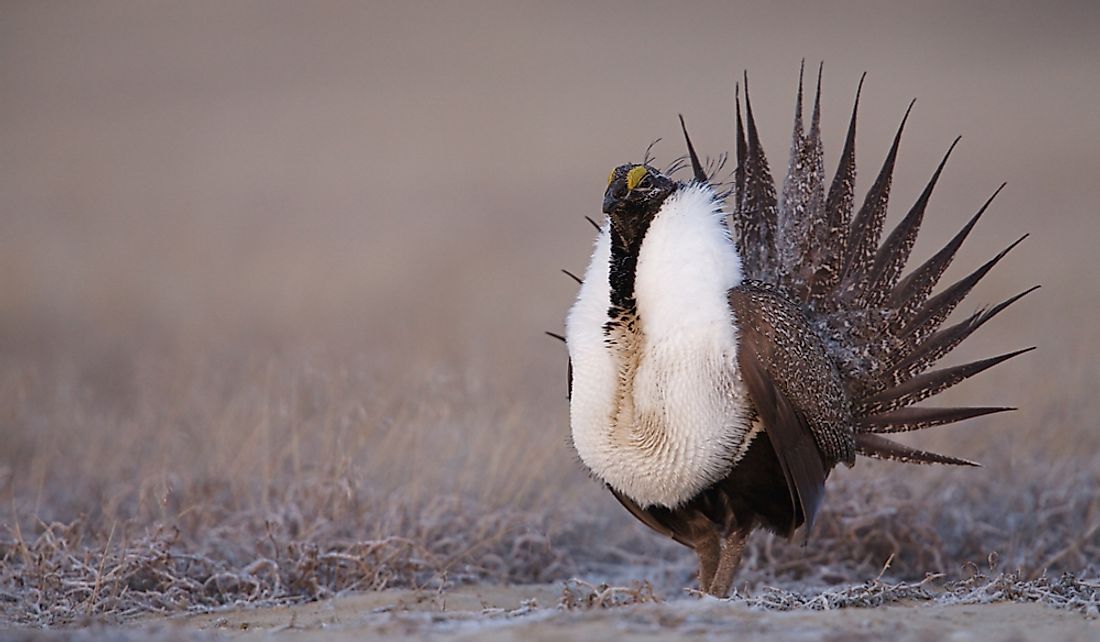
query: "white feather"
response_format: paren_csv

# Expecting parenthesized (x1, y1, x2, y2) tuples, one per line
(566, 184, 756, 509)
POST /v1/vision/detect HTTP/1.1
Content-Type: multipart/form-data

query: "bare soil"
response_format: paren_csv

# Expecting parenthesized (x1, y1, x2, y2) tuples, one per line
(64, 585, 1100, 642)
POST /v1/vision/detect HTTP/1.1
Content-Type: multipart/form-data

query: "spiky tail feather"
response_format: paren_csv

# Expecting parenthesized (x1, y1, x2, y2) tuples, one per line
(715, 64, 1034, 466)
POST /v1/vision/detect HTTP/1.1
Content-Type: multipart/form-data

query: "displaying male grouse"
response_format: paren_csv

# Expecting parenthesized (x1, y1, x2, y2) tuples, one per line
(563, 68, 1035, 597)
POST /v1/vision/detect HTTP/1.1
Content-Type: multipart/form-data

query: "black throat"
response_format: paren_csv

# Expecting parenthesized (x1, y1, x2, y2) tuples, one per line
(606, 193, 673, 318)
(601, 167, 678, 322)
(607, 219, 650, 316)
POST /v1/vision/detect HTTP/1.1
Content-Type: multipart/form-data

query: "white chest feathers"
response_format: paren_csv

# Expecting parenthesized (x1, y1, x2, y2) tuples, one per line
(565, 185, 755, 509)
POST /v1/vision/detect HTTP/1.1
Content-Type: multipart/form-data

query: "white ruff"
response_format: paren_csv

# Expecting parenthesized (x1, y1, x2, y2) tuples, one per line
(566, 184, 755, 509)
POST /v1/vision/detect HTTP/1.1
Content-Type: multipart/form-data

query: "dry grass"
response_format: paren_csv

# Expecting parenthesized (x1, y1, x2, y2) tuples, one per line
(559, 579, 661, 610)
(2, 247, 1099, 631)
(563, 567, 1100, 618)
(1, 340, 1098, 626)
(0, 348, 586, 626)
(0, 488, 571, 624)
(730, 567, 1100, 617)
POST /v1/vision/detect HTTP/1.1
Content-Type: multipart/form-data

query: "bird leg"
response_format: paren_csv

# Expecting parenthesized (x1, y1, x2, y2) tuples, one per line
(706, 528, 749, 597)
(693, 530, 720, 592)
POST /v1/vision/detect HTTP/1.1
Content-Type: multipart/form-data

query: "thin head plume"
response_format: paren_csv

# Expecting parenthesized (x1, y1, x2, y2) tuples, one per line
(642, 138, 663, 166)
(707, 151, 735, 200)
(561, 268, 582, 284)
(664, 155, 689, 176)
(584, 215, 600, 231)
(705, 151, 731, 178)
(678, 114, 708, 184)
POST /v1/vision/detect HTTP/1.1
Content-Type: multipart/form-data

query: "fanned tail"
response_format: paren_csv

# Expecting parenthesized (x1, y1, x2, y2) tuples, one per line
(719, 66, 1034, 466)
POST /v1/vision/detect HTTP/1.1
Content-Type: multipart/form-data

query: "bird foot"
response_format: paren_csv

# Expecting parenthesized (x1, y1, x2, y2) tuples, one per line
(695, 529, 748, 598)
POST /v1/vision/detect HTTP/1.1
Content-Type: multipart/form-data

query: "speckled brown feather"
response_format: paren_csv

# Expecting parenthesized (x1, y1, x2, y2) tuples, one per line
(729, 282, 855, 467)
(728, 281, 857, 532)
(807, 74, 862, 309)
(838, 101, 913, 303)
(725, 70, 1034, 466)
(861, 137, 960, 309)
(734, 75, 779, 282)
(777, 63, 826, 300)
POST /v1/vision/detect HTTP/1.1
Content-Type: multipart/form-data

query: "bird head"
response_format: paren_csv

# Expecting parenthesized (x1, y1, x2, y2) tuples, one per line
(603, 163, 678, 247)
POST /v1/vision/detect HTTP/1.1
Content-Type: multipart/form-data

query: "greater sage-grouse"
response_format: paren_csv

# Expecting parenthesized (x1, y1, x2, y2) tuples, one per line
(562, 68, 1034, 597)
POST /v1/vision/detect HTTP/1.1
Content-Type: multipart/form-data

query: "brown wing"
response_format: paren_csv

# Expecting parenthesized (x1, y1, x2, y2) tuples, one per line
(608, 488, 688, 546)
(729, 281, 855, 533)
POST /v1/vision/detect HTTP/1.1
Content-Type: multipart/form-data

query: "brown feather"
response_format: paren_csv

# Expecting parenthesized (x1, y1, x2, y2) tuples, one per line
(859, 405, 1015, 433)
(733, 82, 747, 209)
(887, 184, 1005, 331)
(855, 433, 979, 466)
(887, 286, 1040, 385)
(778, 62, 826, 298)
(901, 235, 1028, 342)
(729, 282, 858, 533)
(863, 137, 960, 307)
(860, 347, 1035, 414)
(736, 73, 780, 281)
(840, 100, 914, 300)
(679, 115, 708, 184)
(738, 349, 826, 534)
(809, 74, 864, 308)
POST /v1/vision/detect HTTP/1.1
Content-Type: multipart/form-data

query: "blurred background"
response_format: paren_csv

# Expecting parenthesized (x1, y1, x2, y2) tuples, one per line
(2, 0, 1099, 586)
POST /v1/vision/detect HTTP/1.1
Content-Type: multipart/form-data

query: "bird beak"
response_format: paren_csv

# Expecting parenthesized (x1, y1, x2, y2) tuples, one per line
(603, 177, 627, 214)
(602, 193, 617, 214)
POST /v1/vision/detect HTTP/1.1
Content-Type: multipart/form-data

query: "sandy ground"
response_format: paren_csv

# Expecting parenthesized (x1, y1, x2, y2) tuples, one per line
(92, 585, 1092, 642)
